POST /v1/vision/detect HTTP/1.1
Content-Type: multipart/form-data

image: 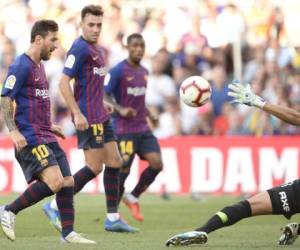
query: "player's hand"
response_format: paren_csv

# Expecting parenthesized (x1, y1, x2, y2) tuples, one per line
(74, 112, 89, 131)
(118, 107, 137, 118)
(104, 101, 114, 114)
(51, 124, 65, 139)
(10, 130, 27, 151)
(228, 81, 266, 108)
(147, 111, 159, 127)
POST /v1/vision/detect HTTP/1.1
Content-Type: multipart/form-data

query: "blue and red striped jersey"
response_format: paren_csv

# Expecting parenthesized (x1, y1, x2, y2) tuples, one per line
(105, 60, 149, 134)
(63, 37, 109, 125)
(1, 54, 56, 145)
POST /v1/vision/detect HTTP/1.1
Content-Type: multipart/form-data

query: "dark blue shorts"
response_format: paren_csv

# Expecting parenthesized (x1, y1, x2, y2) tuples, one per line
(76, 120, 117, 149)
(15, 142, 71, 184)
(117, 130, 161, 168)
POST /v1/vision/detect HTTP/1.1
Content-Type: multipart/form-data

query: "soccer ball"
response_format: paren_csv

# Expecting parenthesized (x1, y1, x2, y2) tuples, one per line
(179, 76, 212, 107)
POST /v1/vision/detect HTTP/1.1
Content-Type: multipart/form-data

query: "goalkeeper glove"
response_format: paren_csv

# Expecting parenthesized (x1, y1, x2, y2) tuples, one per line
(228, 81, 266, 108)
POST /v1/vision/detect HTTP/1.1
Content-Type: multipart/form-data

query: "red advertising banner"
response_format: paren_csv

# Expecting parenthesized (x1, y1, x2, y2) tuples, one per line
(1, 136, 300, 194)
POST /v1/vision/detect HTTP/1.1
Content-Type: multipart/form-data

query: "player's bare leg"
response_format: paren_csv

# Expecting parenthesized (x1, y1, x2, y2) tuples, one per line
(124, 152, 162, 222)
(166, 191, 272, 246)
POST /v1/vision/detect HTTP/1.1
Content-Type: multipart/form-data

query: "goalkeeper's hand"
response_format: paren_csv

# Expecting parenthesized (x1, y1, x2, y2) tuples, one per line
(228, 81, 266, 108)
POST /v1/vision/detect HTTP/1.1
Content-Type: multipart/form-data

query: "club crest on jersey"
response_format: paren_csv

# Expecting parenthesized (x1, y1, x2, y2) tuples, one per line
(93, 66, 107, 76)
(96, 135, 103, 143)
(5, 75, 16, 89)
(65, 54, 75, 68)
(36, 89, 49, 99)
(127, 76, 134, 81)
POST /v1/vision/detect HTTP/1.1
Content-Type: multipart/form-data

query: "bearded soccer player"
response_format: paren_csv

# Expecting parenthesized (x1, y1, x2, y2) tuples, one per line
(104, 33, 163, 222)
(42, 5, 137, 233)
(0, 20, 94, 243)
(165, 81, 300, 247)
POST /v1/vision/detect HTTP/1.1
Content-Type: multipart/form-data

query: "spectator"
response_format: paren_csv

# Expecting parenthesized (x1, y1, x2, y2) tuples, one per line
(210, 64, 231, 117)
(146, 55, 177, 110)
(0, 0, 299, 137)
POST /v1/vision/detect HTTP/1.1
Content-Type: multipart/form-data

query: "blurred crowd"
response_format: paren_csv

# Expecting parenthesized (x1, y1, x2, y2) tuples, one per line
(1, 0, 300, 137)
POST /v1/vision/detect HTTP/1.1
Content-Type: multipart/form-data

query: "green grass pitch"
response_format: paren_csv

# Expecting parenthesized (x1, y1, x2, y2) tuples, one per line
(0, 194, 299, 250)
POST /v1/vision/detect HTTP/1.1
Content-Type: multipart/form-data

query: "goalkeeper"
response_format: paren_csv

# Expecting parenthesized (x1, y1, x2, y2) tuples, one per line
(165, 81, 300, 247)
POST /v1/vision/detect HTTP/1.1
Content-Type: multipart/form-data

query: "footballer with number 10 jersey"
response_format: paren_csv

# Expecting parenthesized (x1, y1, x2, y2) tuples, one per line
(0, 20, 95, 244)
(1, 54, 72, 184)
(2, 54, 56, 146)
(43, 5, 138, 234)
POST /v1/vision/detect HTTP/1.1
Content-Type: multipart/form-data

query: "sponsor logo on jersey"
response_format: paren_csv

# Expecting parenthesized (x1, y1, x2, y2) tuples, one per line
(5, 75, 16, 89)
(279, 191, 290, 212)
(127, 86, 146, 96)
(35, 89, 49, 99)
(93, 66, 107, 76)
(65, 54, 75, 68)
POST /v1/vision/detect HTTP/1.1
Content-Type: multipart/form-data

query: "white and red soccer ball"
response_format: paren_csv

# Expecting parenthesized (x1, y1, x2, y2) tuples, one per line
(179, 76, 212, 107)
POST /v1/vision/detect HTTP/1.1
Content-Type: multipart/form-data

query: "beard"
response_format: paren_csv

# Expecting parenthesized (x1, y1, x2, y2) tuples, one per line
(40, 50, 50, 61)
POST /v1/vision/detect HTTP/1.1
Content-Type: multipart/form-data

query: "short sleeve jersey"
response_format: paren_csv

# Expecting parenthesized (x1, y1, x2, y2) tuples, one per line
(1, 54, 56, 145)
(105, 60, 149, 134)
(63, 37, 109, 125)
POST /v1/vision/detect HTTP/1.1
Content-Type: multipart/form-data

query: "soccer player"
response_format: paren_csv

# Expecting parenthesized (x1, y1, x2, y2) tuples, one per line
(165, 81, 300, 247)
(0, 20, 94, 243)
(42, 5, 137, 233)
(104, 33, 163, 222)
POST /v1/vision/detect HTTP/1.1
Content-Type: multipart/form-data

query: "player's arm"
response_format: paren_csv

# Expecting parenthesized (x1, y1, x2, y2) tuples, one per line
(103, 98, 114, 114)
(51, 124, 65, 139)
(61, 45, 89, 131)
(104, 92, 120, 112)
(262, 103, 300, 126)
(1, 66, 28, 150)
(104, 91, 136, 118)
(228, 81, 300, 126)
(104, 68, 136, 118)
(0, 97, 27, 150)
(1, 97, 17, 131)
(59, 74, 88, 131)
(146, 106, 158, 126)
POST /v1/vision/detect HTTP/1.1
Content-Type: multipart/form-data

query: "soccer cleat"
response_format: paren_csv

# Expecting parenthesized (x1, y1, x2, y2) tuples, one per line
(166, 231, 208, 247)
(0, 206, 4, 219)
(123, 197, 144, 222)
(104, 218, 139, 233)
(61, 231, 96, 244)
(42, 202, 62, 232)
(278, 222, 299, 245)
(1, 209, 16, 241)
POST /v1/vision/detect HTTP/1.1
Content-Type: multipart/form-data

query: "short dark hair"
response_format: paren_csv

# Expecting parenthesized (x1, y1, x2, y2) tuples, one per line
(30, 20, 58, 43)
(81, 5, 104, 20)
(127, 33, 144, 45)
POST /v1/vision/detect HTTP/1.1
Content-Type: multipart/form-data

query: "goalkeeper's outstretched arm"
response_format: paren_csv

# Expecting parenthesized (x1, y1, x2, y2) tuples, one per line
(228, 81, 300, 126)
(262, 102, 300, 126)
